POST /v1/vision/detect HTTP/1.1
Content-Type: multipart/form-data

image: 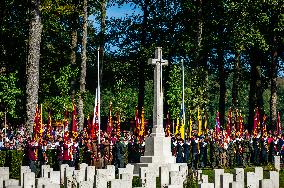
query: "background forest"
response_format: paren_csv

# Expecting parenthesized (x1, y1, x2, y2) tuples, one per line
(0, 0, 283, 132)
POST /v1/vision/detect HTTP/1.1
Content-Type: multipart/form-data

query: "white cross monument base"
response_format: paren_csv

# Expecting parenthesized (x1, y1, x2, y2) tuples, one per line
(133, 47, 176, 176)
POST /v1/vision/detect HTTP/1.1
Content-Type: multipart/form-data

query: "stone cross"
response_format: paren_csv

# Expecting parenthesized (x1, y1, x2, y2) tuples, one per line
(148, 47, 168, 136)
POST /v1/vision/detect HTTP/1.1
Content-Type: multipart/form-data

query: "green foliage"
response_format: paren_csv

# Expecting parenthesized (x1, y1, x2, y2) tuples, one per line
(167, 64, 182, 119)
(9, 150, 25, 179)
(0, 72, 22, 119)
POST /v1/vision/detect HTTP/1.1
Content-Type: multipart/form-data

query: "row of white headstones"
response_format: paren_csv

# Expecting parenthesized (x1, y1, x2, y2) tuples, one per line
(0, 155, 280, 188)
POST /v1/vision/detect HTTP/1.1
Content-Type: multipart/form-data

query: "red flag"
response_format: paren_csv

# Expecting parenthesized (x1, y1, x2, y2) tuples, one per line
(107, 102, 113, 135)
(239, 112, 244, 137)
(33, 104, 39, 141)
(226, 109, 232, 137)
(139, 107, 145, 140)
(72, 101, 78, 139)
(215, 111, 220, 138)
(135, 106, 140, 135)
(253, 108, 259, 136)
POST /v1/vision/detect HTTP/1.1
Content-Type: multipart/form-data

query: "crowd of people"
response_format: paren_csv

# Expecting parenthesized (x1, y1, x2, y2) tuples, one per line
(0, 125, 283, 174)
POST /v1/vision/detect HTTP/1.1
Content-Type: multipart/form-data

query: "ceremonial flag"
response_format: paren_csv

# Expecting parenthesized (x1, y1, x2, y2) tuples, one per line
(198, 108, 202, 136)
(239, 112, 244, 137)
(175, 117, 180, 135)
(116, 113, 121, 139)
(107, 102, 113, 135)
(139, 107, 145, 140)
(38, 104, 43, 145)
(262, 114, 267, 136)
(87, 114, 91, 138)
(253, 108, 259, 136)
(92, 89, 99, 137)
(189, 110, 193, 138)
(72, 101, 78, 139)
(226, 108, 232, 137)
(215, 111, 220, 137)
(135, 106, 140, 135)
(33, 104, 39, 141)
(277, 112, 281, 135)
(165, 111, 171, 137)
(180, 104, 185, 140)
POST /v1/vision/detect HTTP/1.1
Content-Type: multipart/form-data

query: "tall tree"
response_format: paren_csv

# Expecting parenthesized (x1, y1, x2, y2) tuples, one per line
(26, 0, 42, 131)
(78, 0, 88, 129)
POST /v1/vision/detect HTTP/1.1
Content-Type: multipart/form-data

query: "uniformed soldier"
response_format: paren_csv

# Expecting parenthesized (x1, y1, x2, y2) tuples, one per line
(183, 137, 191, 164)
(191, 134, 199, 170)
(27, 139, 39, 174)
(176, 137, 184, 163)
(227, 139, 235, 168)
(199, 135, 207, 168)
(243, 137, 251, 167)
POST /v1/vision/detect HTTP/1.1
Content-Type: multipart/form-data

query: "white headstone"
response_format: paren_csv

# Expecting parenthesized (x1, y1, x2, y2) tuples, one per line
(269, 171, 279, 188)
(23, 172, 35, 188)
(49, 171, 60, 185)
(198, 183, 214, 188)
(20, 166, 31, 187)
(78, 181, 93, 188)
(214, 169, 224, 188)
(110, 179, 132, 188)
(254, 167, 263, 180)
(43, 184, 60, 188)
(41, 165, 51, 178)
(4, 179, 19, 187)
(169, 171, 183, 186)
(86, 166, 96, 182)
(95, 174, 108, 188)
(274, 156, 280, 171)
(260, 179, 274, 188)
(246, 172, 258, 188)
(0, 173, 10, 188)
(60, 164, 69, 185)
(229, 181, 243, 188)
(36, 177, 52, 188)
(221, 173, 233, 188)
(202, 175, 208, 183)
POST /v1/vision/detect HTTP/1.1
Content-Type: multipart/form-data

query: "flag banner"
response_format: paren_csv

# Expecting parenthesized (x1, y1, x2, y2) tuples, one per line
(198, 108, 202, 136)
(215, 111, 220, 138)
(33, 104, 39, 141)
(165, 111, 171, 137)
(139, 107, 145, 140)
(107, 102, 113, 135)
(239, 112, 243, 137)
(262, 114, 267, 136)
(72, 101, 78, 139)
(226, 108, 232, 137)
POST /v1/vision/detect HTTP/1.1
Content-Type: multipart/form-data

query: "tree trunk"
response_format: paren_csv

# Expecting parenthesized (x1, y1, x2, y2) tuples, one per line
(70, 22, 78, 98)
(26, 0, 42, 132)
(270, 38, 277, 131)
(232, 52, 240, 108)
(248, 48, 263, 132)
(78, 0, 87, 130)
(138, 0, 149, 116)
(218, 49, 226, 128)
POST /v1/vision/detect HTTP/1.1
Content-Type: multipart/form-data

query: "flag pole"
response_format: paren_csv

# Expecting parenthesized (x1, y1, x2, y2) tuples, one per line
(182, 59, 185, 139)
(97, 47, 101, 145)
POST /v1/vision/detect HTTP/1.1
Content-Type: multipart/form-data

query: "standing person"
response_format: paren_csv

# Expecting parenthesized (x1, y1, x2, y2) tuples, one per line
(191, 134, 199, 170)
(176, 136, 184, 163)
(27, 139, 39, 174)
(243, 136, 251, 167)
(63, 138, 72, 166)
(183, 137, 191, 164)
(252, 134, 260, 165)
(113, 137, 124, 170)
(55, 136, 63, 169)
